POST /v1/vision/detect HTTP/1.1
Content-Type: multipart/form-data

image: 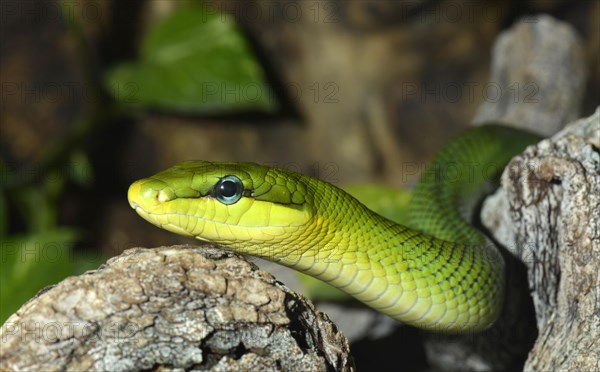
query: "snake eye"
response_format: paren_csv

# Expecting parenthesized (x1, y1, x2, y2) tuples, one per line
(214, 175, 244, 205)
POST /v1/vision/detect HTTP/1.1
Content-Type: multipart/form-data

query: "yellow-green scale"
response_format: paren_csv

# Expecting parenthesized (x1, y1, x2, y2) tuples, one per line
(269, 177, 493, 332)
(127, 125, 542, 333)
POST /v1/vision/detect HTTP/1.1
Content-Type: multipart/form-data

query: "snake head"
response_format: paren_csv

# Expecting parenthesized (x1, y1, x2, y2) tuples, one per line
(127, 161, 315, 255)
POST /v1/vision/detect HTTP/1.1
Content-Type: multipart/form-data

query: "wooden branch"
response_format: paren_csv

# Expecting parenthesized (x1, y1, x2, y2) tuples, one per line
(481, 109, 599, 371)
(423, 15, 589, 371)
(472, 16, 586, 135)
(0, 246, 354, 371)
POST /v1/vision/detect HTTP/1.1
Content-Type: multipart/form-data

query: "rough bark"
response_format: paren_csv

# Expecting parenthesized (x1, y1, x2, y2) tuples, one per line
(471, 15, 598, 372)
(0, 246, 354, 371)
(481, 109, 600, 371)
(472, 16, 586, 135)
(422, 15, 590, 372)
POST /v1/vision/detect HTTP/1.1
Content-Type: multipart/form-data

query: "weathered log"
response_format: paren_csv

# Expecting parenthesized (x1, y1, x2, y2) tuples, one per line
(482, 108, 600, 371)
(0, 246, 354, 371)
(422, 15, 590, 371)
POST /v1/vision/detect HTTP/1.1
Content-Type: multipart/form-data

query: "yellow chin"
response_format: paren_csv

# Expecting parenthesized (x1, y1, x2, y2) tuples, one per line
(197, 197, 311, 244)
(136, 196, 311, 245)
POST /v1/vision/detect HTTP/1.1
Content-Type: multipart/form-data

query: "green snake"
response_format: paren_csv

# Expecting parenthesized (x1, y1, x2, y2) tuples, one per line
(128, 125, 540, 332)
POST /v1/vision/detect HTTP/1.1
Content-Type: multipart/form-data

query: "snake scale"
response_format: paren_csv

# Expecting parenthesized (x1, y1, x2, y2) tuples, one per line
(128, 124, 540, 332)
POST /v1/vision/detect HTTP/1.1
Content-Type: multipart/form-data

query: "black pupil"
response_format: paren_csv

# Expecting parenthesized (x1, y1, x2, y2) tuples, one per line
(219, 180, 237, 197)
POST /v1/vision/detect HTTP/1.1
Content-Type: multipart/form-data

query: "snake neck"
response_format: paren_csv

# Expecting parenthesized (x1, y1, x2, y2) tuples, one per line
(273, 185, 412, 275)
(266, 184, 505, 332)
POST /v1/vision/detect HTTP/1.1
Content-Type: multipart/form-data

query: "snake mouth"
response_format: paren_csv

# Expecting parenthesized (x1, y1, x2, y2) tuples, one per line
(127, 180, 148, 211)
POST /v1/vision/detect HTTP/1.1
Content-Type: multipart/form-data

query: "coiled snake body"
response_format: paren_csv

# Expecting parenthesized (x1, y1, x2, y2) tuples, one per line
(128, 125, 540, 332)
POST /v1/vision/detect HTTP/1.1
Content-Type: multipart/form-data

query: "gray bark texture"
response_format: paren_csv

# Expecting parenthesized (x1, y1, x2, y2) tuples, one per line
(481, 109, 600, 371)
(0, 246, 354, 371)
(472, 16, 586, 135)
(472, 15, 598, 372)
(422, 16, 592, 372)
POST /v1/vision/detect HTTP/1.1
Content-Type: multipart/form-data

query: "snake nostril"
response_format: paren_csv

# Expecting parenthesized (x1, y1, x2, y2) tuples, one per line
(157, 190, 170, 202)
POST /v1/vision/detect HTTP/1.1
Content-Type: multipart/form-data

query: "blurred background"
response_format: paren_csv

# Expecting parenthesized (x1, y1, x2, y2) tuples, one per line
(1, 0, 598, 367)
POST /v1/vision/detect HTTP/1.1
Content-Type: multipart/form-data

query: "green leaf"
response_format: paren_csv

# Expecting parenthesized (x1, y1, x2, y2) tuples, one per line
(106, 3, 277, 114)
(68, 151, 94, 187)
(0, 228, 79, 324)
(0, 191, 7, 239)
(12, 186, 57, 233)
